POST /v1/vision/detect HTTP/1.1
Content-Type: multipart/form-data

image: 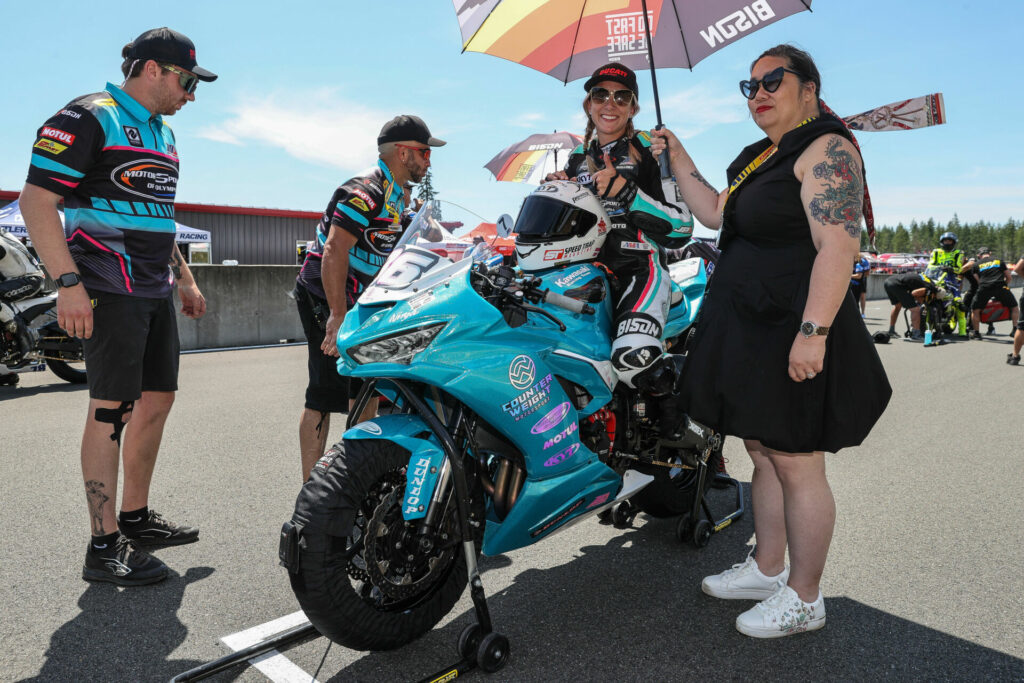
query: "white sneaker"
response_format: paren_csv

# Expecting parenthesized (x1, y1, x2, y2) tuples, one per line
(702, 553, 789, 600)
(735, 584, 826, 638)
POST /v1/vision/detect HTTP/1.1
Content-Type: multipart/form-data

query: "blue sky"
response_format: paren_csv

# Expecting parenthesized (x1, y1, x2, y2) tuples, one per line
(2, 1, 1022, 233)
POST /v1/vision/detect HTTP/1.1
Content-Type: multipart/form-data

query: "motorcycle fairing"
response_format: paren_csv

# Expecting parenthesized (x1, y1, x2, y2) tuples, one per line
(341, 414, 447, 522)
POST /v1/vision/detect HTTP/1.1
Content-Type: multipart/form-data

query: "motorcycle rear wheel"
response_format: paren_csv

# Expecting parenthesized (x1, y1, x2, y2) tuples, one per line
(629, 443, 722, 518)
(287, 437, 478, 651)
(45, 359, 87, 384)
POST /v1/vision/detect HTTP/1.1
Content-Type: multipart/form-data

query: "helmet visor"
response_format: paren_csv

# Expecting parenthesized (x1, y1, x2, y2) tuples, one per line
(514, 196, 597, 242)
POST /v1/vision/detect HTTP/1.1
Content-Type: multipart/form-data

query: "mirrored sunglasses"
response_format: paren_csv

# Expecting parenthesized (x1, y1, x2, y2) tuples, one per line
(739, 66, 804, 100)
(589, 86, 635, 107)
(161, 64, 199, 95)
(395, 143, 431, 160)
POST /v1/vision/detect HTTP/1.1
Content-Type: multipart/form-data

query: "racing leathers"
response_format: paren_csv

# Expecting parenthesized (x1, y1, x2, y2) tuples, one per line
(0, 228, 45, 357)
(563, 132, 693, 390)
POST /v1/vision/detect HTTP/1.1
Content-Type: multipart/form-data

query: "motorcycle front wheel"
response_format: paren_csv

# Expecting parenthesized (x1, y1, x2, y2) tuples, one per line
(45, 359, 87, 384)
(287, 437, 480, 651)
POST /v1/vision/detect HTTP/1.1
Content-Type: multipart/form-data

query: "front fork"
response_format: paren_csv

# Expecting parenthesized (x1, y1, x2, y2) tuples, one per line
(350, 379, 494, 635)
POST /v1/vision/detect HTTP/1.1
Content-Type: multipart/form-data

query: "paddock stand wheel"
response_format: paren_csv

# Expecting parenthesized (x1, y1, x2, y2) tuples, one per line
(692, 519, 712, 548)
(457, 623, 483, 661)
(476, 632, 511, 673)
(611, 500, 638, 528)
(675, 513, 694, 543)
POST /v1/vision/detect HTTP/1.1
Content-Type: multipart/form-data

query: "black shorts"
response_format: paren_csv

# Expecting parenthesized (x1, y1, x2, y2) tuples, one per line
(884, 276, 922, 309)
(83, 292, 179, 401)
(295, 284, 361, 413)
(849, 279, 866, 299)
(971, 284, 1017, 311)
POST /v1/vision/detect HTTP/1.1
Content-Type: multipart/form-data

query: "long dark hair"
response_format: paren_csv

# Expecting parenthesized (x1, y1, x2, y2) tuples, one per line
(752, 44, 821, 103)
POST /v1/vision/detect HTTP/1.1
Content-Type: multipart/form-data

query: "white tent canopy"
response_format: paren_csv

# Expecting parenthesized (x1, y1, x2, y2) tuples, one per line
(0, 199, 211, 243)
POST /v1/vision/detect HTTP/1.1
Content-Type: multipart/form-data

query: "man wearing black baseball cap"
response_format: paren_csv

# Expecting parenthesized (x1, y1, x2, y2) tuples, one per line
(20, 27, 216, 586)
(294, 115, 444, 481)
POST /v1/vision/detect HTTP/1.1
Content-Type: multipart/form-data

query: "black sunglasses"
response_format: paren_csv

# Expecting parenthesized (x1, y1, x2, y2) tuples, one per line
(739, 67, 805, 100)
(161, 64, 199, 95)
(589, 86, 635, 107)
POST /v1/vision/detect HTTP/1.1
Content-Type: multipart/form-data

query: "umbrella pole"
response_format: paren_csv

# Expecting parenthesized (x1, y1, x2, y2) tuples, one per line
(640, 0, 671, 178)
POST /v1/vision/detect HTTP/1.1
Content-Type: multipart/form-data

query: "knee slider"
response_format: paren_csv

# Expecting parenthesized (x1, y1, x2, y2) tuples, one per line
(94, 401, 134, 446)
(611, 344, 662, 389)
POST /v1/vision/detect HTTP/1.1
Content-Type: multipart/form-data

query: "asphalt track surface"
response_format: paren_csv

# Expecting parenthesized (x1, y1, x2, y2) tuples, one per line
(2, 299, 1022, 682)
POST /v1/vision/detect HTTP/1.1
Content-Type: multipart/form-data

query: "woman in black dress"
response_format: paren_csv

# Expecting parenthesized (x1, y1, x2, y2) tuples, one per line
(651, 45, 891, 638)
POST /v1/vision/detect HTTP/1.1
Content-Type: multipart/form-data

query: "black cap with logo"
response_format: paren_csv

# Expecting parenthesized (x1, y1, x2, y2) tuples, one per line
(124, 28, 218, 82)
(583, 62, 639, 97)
(377, 115, 446, 147)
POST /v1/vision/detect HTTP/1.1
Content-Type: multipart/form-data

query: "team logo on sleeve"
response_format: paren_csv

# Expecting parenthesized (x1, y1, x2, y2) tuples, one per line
(123, 126, 144, 147)
(349, 197, 370, 212)
(40, 127, 75, 145)
(34, 139, 68, 155)
(351, 188, 377, 209)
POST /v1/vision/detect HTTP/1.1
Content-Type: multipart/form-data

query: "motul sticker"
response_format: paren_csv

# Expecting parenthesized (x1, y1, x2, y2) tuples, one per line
(40, 127, 74, 145)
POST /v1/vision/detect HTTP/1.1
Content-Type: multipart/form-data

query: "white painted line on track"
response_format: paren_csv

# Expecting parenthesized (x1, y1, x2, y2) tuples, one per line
(220, 610, 319, 683)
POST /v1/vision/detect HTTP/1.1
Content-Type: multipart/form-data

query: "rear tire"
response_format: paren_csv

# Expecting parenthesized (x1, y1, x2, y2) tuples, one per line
(287, 438, 479, 651)
(45, 359, 87, 384)
(630, 443, 722, 518)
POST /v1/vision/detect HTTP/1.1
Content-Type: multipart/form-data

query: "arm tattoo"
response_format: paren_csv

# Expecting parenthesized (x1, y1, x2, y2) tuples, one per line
(690, 170, 718, 196)
(808, 138, 864, 239)
(85, 480, 110, 535)
(170, 250, 184, 279)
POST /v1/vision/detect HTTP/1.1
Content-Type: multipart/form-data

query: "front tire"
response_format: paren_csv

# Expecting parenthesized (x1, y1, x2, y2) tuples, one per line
(287, 438, 478, 651)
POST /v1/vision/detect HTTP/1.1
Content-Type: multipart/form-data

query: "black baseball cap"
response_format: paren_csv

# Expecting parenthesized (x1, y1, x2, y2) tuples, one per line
(124, 28, 218, 82)
(377, 115, 446, 147)
(584, 63, 638, 97)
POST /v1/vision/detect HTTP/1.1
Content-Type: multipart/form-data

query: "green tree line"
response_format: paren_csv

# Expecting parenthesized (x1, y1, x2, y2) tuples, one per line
(863, 215, 1023, 260)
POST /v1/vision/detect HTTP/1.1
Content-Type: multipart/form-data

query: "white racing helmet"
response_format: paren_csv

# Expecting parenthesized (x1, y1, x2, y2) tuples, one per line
(513, 181, 610, 272)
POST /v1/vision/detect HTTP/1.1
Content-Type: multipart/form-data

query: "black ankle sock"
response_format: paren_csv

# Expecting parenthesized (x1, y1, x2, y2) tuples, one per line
(119, 506, 149, 527)
(90, 531, 119, 553)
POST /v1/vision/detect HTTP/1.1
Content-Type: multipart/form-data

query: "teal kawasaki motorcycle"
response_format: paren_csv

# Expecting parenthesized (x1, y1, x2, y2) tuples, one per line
(280, 188, 735, 674)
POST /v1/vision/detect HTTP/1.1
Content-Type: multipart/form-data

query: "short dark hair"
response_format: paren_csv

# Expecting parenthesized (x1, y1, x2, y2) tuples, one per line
(753, 44, 821, 101)
(120, 43, 146, 78)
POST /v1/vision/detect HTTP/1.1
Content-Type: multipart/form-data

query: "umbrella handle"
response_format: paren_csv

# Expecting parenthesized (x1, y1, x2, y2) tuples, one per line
(655, 124, 671, 179)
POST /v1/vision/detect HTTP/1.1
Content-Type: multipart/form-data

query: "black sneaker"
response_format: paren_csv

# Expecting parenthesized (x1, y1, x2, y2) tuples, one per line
(121, 509, 199, 547)
(0, 372, 18, 387)
(1008, 354, 1020, 366)
(971, 331, 983, 340)
(83, 534, 168, 586)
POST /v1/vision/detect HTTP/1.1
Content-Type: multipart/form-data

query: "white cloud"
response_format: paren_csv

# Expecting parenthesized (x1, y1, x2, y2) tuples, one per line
(652, 83, 748, 138)
(507, 112, 545, 128)
(198, 91, 387, 170)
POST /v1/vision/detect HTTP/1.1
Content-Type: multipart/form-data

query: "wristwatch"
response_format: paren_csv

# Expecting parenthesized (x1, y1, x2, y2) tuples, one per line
(799, 320, 830, 338)
(54, 272, 82, 289)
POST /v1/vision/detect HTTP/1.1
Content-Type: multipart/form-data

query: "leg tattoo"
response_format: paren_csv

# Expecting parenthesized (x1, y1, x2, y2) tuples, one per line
(85, 480, 110, 536)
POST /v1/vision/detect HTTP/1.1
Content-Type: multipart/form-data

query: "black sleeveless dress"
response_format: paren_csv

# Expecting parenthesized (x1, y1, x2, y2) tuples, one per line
(678, 115, 891, 453)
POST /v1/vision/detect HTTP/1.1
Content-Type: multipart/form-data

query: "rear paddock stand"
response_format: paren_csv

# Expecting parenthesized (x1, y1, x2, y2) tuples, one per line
(676, 467, 745, 548)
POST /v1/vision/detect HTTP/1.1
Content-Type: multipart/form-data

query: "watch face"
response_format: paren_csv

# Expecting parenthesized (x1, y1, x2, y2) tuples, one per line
(800, 322, 815, 336)
(57, 273, 80, 288)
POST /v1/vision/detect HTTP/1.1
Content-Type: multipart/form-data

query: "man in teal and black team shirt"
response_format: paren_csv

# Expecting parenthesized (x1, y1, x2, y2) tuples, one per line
(22, 28, 216, 586)
(294, 115, 444, 481)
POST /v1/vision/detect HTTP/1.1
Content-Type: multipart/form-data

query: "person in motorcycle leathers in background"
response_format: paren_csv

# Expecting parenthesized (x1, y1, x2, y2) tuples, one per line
(545, 64, 693, 408)
(0, 227, 46, 379)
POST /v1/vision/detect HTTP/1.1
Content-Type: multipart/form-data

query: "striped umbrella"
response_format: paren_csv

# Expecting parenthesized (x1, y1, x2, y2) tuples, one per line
(454, 0, 813, 125)
(485, 131, 584, 184)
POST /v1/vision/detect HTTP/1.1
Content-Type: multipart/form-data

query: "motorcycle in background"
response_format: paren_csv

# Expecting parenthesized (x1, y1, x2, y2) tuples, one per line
(2, 283, 86, 384)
